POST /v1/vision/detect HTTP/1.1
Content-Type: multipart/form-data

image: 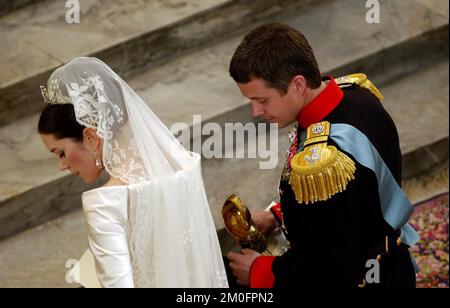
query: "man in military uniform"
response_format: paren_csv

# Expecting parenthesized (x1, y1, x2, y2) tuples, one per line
(226, 22, 418, 288)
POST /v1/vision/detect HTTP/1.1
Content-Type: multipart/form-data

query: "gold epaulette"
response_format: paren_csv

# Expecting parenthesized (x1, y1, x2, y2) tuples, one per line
(335, 73, 384, 102)
(289, 121, 356, 205)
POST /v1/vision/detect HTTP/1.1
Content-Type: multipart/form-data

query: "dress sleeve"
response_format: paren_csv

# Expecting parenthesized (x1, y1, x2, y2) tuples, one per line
(82, 187, 134, 288)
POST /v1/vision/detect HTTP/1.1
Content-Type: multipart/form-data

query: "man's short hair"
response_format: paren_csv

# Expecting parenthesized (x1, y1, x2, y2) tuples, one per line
(229, 22, 322, 94)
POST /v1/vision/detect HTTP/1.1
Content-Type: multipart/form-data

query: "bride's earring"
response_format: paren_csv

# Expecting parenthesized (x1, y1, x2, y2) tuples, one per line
(93, 151, 103, 170)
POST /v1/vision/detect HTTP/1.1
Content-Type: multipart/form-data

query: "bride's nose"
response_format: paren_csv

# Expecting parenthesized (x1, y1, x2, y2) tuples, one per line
(58, 158, 69, 171)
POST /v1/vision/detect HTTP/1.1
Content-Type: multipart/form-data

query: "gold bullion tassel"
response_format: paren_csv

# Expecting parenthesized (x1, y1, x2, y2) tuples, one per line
(289, 121, 356, 204)
(335, 73, 384, 102)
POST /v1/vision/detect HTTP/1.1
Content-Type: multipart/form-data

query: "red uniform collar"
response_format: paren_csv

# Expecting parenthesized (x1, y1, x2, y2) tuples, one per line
(297, 76, 343, 129)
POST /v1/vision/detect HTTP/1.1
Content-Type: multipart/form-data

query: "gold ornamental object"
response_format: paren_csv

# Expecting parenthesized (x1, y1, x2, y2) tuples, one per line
(222, 194, 267, 253)
(222, 195, 290, 255)
(289, 121, 356, 204)
(335, 73, 384, 102)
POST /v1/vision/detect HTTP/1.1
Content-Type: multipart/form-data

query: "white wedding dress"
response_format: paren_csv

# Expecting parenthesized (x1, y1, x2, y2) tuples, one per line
(43, 57, 228, 288)
(82, 185, 133, 288)
(76, 153, 228, 288)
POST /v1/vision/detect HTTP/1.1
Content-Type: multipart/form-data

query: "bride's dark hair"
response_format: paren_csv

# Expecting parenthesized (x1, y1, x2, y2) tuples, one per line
(38, 104, 85, 141)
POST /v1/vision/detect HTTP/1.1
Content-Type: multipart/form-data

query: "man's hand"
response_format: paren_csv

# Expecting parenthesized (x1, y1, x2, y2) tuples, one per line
(227, 249, 260, 286)
(251, 210, 278, 236)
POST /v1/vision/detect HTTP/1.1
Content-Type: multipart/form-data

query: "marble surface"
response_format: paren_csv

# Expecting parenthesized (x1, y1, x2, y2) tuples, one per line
(0, 0, 236, 127)
(0, 0, 307, 126)
(403, 165, 449, 205)
(382, 59, 449, 155)
(0, 209, 87, 288)
(0, 0, 447, 89)
(415, 0, 449, 19)
(293, 0, 449, 74)
(0, 0, 44, 17)
(0, 114, 70, 203)
(0, 0, 230, 87)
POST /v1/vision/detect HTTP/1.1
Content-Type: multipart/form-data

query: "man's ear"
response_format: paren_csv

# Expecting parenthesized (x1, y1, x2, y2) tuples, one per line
(291, 75, 307, 94)
(83, 128, 101, 151)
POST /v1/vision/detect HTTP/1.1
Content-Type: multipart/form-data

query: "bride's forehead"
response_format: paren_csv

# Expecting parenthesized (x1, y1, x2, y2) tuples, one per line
(40, 134, 75, 148)
(40, 134, 59, 149)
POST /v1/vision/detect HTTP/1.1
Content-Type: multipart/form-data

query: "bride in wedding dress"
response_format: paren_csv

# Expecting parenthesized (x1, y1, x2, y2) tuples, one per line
(38, 57, 228, 288)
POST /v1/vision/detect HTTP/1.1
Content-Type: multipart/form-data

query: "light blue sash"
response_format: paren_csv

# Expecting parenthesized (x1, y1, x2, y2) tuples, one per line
(299, 124, 420, 247)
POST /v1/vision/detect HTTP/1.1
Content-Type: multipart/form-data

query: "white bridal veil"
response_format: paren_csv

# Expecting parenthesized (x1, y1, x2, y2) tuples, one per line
(43, 57, 228, 287)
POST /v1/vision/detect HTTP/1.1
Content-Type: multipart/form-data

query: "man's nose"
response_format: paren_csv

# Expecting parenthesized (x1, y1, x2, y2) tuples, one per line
(251, 102, 264, 118)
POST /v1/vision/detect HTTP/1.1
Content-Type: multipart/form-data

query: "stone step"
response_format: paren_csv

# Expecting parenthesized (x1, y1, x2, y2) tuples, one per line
(381, 59, 449, 179)
(0, 0, 448, 241)
(0, 0, 321, 127)
(0, 209, 87, 288)
(0, 0, 46, 17)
